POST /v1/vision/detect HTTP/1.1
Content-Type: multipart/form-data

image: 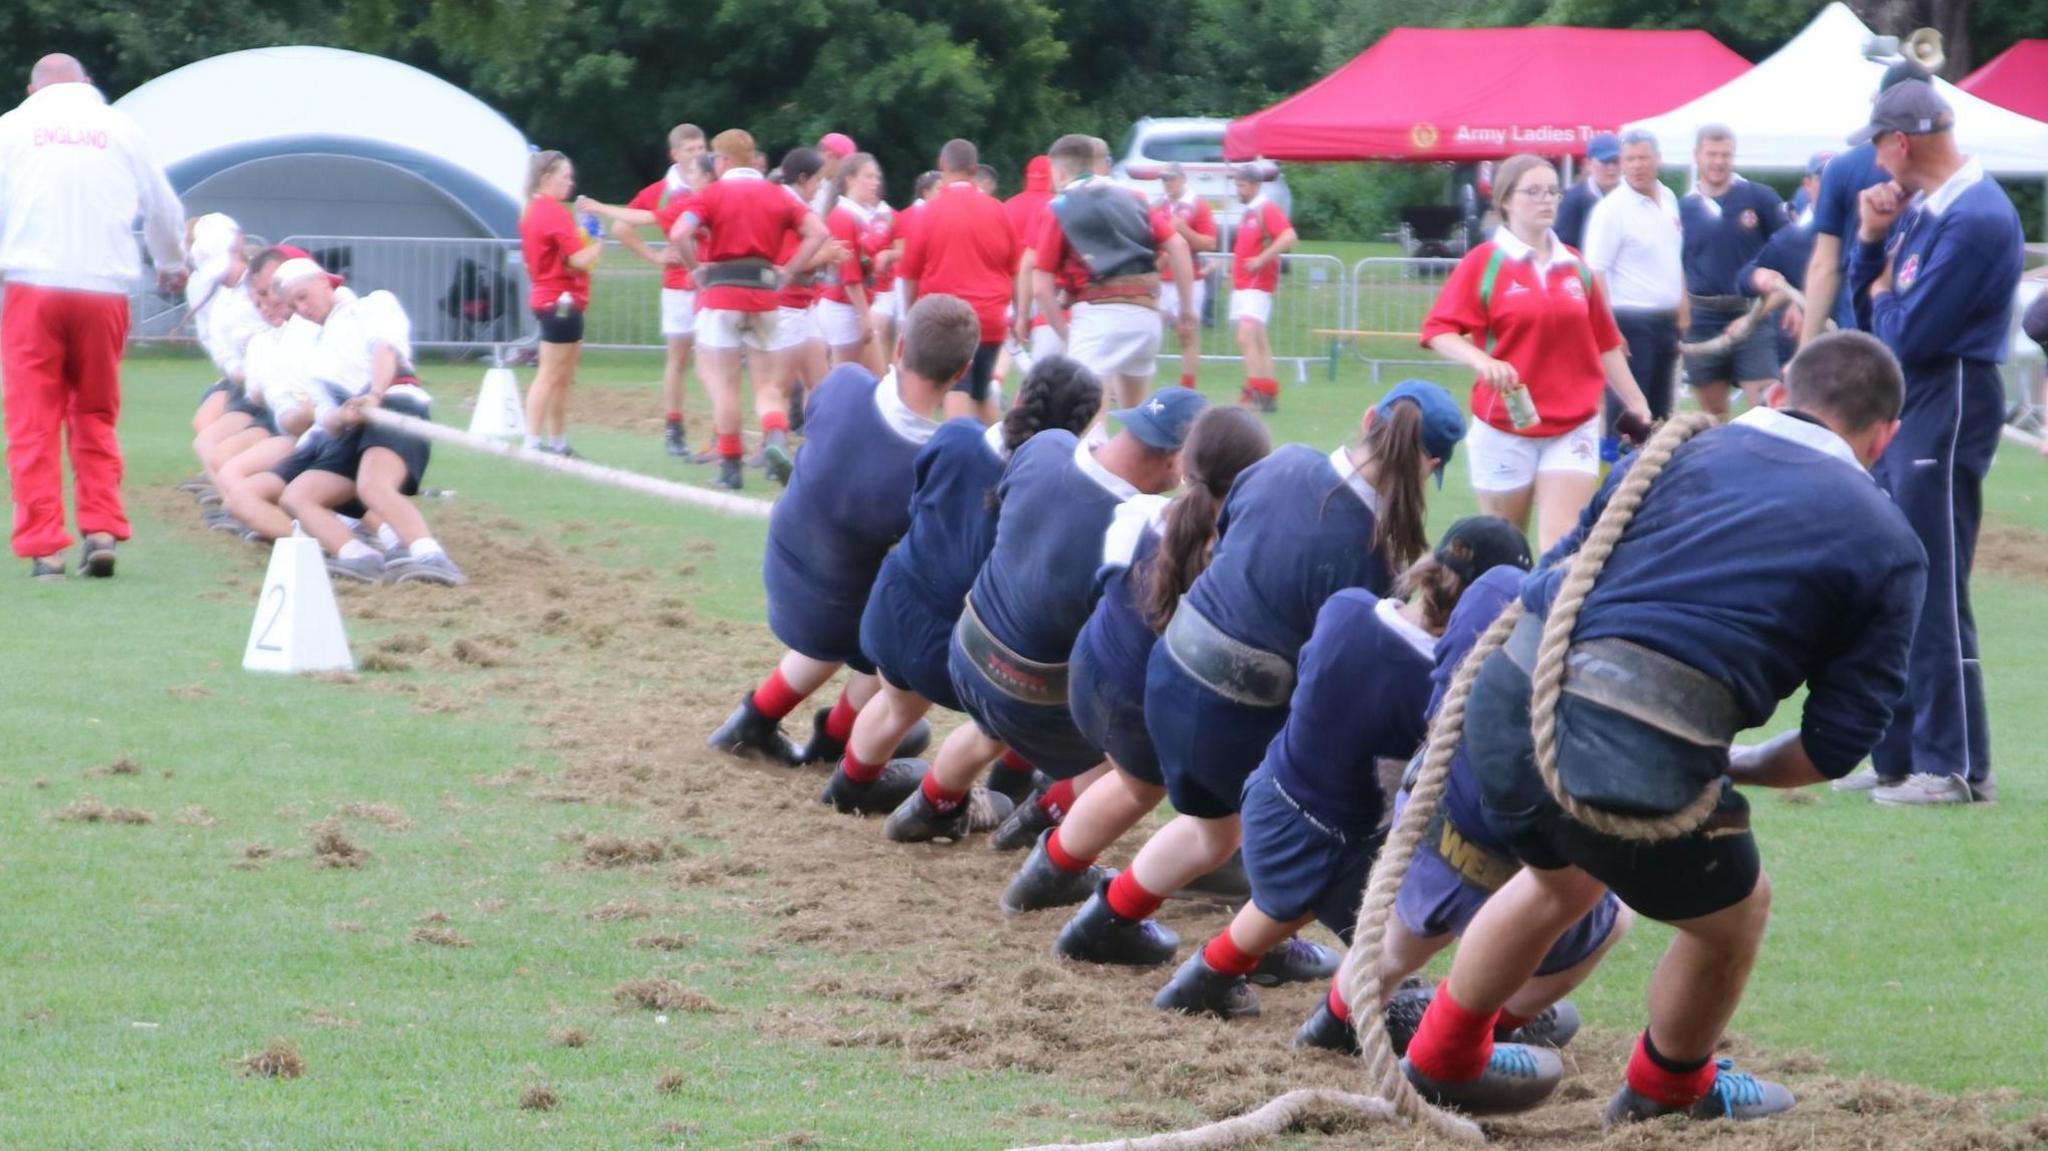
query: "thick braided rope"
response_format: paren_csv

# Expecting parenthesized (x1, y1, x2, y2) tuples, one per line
(1527, 411, 1722, 842)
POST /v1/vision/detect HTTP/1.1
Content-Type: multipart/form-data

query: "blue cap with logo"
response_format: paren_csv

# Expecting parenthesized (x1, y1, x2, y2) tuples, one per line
(1586, 132, 1621, 163)
(1113, 387, 1210, 450)
(1376, 379, 1467, 487)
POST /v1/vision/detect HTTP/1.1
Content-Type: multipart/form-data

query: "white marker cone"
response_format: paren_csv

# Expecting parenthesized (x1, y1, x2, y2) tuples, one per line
(243, 535, 354, 674)
(468, 367, 528, 437)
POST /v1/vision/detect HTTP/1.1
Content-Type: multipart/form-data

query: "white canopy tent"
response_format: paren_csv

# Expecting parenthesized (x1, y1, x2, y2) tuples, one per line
(114, 46, 531, 239)
(1625, 3, 2048, 175)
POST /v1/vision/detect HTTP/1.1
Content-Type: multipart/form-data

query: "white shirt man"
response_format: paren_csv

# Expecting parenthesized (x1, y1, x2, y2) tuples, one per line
(1583, 133, 1684, 459)
(0, 54, 185, 577)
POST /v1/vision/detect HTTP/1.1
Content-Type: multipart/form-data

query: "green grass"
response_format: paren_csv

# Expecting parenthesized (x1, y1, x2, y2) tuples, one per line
(1, 346, 2044, 1147)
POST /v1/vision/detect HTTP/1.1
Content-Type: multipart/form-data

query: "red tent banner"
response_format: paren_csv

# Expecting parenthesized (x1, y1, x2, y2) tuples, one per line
(1961, 40, 2048, 122)
(1225, 26, 1751, 162)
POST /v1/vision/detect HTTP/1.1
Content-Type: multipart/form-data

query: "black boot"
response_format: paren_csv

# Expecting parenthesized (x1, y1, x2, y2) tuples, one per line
(986, 763, 1040, 807)
(1385, 979, 1433, 1056)
(819, 759, 927, 816)
(1292, 999, 1360, 1054)
(715, 458, 743, 491)
(1500, 999, 1581, 1049)
(763, 430, 794, 487)
(1054, 879, 1179, 967)
(787, 386, 807, 433)
(1153, 952, 1260, 1019)
(706, 694, 802, 764)
(1247, 936, 1341, 988)
(1000, 830, 1106, 914)
(1175, 849, 1250, 902)
(798, 710, 932, 766)
(665, 420, 688, 458)
(883, 786, 1014, 844)
(989, 792, 1056, 853)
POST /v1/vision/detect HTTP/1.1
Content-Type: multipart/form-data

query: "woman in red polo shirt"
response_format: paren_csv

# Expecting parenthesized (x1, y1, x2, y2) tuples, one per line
(520, 150, 602, 456)
(1422, 153, 1652, 551)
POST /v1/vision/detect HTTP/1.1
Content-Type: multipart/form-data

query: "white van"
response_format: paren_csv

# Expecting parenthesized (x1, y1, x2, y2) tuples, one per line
(1109, 116, 1291, 229)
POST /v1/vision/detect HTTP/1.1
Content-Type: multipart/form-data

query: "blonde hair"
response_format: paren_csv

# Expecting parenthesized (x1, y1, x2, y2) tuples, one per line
(526, 150, 568, 199)
(1491, 153, 1557, 215)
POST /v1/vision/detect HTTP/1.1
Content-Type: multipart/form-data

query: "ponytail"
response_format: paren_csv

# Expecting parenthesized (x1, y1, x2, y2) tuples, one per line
(1143, 407, 1271, 631)
(1360, 398, 1430, 572)
(988, 355, 1104, 512)
(1392, 554, 1467, 634)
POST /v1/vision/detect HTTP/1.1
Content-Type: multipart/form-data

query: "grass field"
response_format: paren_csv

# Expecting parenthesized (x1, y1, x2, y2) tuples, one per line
(2, 345, 2044, 1149)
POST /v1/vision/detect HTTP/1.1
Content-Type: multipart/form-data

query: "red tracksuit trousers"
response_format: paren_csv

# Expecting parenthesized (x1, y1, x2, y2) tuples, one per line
(2, 282, 132, 558)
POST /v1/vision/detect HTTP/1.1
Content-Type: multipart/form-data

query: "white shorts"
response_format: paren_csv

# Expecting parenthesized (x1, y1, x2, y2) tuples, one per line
(768, 305, 823, 353)
(815, 299, 866, 347)
(1066, 302, 1161, 381)
(660, 288, 697, 340)
(1028, 324, 1066, 362)
(1465, 415, 1602, 493)
(694, 307, 780, 352)
(871, 286, 899, 321)
(1159, 278, 1208, 322)
(1228, 288, 1273, 326)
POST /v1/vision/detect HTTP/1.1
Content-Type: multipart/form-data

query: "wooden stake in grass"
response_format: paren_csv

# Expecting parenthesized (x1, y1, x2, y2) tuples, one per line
(237, 1037, 305, 1079)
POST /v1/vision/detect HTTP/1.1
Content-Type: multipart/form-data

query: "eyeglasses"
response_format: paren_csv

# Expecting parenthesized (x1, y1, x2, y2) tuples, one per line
(1518, 186, 1563, 201)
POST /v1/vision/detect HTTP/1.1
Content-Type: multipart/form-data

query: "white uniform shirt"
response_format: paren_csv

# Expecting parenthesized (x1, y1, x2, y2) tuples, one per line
(303, 289, 425, 440)
(0, 82, 185, 293)
(199, 281, 270, 381)
(1583, 180, 1684, 312)
(243, 315, 319, 413)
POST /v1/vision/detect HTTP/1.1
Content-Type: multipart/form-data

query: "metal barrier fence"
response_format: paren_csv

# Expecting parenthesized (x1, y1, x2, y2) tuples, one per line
(118, 235, 2046, 420)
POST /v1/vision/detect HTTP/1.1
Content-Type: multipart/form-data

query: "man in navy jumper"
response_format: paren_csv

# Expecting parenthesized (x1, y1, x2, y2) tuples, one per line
(1844, 80, 2021, 806)
(1679, 125, 1788, 418)
(1400, 331, 1926, 1121)
(1801, 60, 1933, 347)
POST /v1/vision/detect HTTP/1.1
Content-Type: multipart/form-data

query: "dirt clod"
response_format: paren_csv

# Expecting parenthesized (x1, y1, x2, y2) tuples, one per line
(409, 927, 471, 948)
(612, 979, 718, 1014)
(309, 819, 369, 868)
(336, 802, 412, 831)
(52, 796, 154, 824)
(586, 900, 651, 922)
(549, 1026, 590, 1048)
(237, 1037, 305, 1079)
(656, 1067, 687, 1094)
(517, 1083, 559, 1111)
(632, 933, 696, 951)
(358, 653, 411, 673)
(581, 836, 668, 868)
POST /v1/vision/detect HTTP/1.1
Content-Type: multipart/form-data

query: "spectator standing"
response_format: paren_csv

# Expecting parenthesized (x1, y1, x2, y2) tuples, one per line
(0, 53, 186, 579)
(1554, 132, 1620, 253)
(519, 150, 600, 456)
(1583, 128, 1684, 465)
(1678, 126, 1787, 418)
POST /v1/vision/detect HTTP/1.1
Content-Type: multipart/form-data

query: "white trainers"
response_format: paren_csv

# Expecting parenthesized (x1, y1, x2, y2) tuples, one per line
(1830, 768, 1890, 793)
(1872, 773, 1973, 807)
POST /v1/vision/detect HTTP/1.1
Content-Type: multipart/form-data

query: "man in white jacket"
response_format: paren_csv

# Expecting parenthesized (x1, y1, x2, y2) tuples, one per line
(0, 53, 185, 579)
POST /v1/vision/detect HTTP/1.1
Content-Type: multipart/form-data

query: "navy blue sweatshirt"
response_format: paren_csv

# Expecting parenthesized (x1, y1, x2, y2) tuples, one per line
(1530, 409, 1926, 777)
(971, 429, 1135, 663)
(875, 417, 1007, 614)
(1181, 444, 1392, 660)
(1812, 144, 1889, 330)
(1431, 565, 1524, 847)
(765, 365, 934, 606)
(1680, 179, 1786, 297)
(1263, 589, 1437, 833)
(1076, 506, 1167, 695)
(1849, 163, 2022, 368)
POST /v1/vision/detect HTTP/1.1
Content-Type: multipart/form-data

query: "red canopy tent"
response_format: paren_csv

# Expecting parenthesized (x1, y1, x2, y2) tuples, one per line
(1225, 27, 1750, 162)
(1961, 40, 2048, 122)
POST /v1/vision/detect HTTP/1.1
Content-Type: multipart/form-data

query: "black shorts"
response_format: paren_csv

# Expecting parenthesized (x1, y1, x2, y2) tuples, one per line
(226, 392, 279, 435)
(1462, 648, 1760, 923)
(271, 393, 432, 515)
(951, 341, 1003, 402)
(199, 378, 234, 406)
(534, 306, 586, 344)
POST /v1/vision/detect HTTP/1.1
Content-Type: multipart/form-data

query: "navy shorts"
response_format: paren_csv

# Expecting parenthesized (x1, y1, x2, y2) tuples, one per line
(952, 341, 1002, 401)
(947, 630, 1102, 779)
(1464, 648, 1761, 923)
(200, 378, 233, 405)
(1145, 644, 1289, 820)
(764, 554, 875, 674)
(1068, 630, 1161, 786)
(1389, 792, 1622, 976)
(859, 570, 961, 711)
(273, 394, 432, 518)
(226, 392, 279, 435)
(1683, 306, 1779, 386)
(1239, 766, 1382, 943)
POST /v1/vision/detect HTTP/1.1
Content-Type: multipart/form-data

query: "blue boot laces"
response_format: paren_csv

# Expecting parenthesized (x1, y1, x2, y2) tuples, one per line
(1708, 1060, 1765, 1113)
(1490, 1046, 1543, 1079)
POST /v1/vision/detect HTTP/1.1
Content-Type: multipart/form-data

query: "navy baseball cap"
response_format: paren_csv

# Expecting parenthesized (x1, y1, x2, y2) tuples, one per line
(1434, 516, 1533, 584)
(1114, 387, 1209, 451)
(1850, 79, 1954, 145)
(1376, 379, 1467, 487)
(1586, 133, 1620, 163)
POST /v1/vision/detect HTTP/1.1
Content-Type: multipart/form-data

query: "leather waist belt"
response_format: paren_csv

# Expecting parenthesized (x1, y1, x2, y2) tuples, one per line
(1687, 293, 1750, 314)
(956, 597, 1069, 706)
(696, 259, 780, 291)
(1074, 274, 1162, 308)
(1162, 602, 1294, 708)
(1423, 806, 1519, 893)
(1504, 611, 1742, 748)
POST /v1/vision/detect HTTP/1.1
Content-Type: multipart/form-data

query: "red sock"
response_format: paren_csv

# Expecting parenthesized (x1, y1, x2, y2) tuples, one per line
(718, 432, 743, 461)
(1201, 930, 1261, 977)
(1326, 979, 1351, 1023)
(1180, 373, 1198, 389)
(1494, 1009, 1531, 1037)
(920, 771, 967, 815)
(824, 691, 859, 742)
(1625, 1031, 1717, 1109)
(1044, 826, 1092, 873)
(760, 409, 790, 436)
(665, 410, 682, 424)
(1104, 869, 1166, 922)
(997, 749, 1034, 776)
(1254, 377, 1280, 397)
(1404, 980, 1499, 1083)
(841, 749, 884, 786)
(1035, 777, 1077, 821)
(749, 669, 805, 720)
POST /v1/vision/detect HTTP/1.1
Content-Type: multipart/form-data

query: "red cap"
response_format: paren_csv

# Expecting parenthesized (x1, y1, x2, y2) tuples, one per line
(819, 132, 856, 158)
